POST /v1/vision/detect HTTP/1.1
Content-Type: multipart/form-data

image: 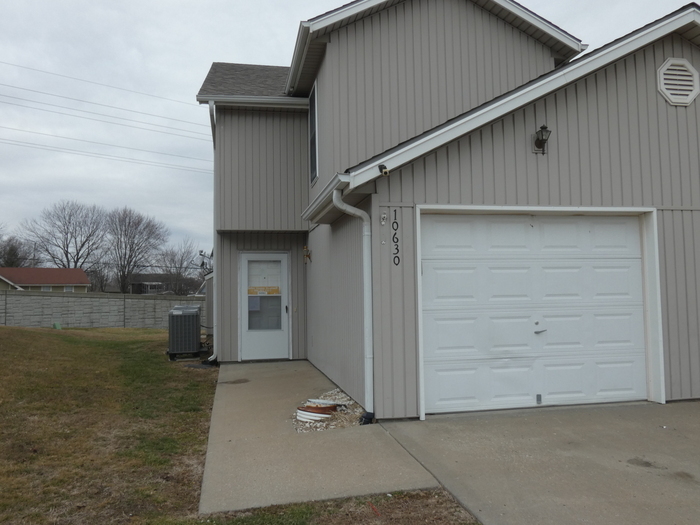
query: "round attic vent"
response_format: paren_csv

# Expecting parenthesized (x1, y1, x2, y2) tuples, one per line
(658, 58, 700, 106)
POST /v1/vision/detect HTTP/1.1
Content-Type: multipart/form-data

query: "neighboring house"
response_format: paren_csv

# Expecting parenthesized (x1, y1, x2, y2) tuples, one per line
(128, 273, 202, 295)
(0, 267, 90, 292)
(197, 0, 700, 420)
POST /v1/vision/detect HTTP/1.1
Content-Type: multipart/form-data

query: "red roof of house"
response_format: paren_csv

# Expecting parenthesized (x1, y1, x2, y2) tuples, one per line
(0, 267, 91, 286)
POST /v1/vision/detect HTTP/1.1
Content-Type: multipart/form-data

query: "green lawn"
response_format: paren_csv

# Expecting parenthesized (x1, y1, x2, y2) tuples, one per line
(0, 326, 476, 525)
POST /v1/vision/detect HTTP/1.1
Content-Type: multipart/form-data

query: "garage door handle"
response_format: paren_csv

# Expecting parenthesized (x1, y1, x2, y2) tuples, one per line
(534, 329, 547, 334)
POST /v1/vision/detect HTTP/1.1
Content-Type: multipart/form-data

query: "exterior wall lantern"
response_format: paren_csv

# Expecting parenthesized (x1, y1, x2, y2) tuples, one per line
(534, 125, 552, 155)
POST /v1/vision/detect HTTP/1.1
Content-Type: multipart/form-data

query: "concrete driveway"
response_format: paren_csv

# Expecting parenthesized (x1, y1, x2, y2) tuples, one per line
(382, 401, 700, 525)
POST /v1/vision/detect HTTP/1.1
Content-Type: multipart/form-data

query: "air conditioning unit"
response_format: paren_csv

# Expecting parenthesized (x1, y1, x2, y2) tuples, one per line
(168, 305, 201, 360)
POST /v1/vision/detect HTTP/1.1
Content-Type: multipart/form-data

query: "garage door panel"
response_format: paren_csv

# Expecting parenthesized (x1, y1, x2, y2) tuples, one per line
(422, 312, 479, 359)
(420, 215, 479, 257)
(421, 262, 478, 306)
(538, 217, 587, 254)
(421, 214, 648, 414)
(425, 354, 647, 413)
(589, 217, 642, 255)
(424, 260, 643, 308)
(594, 358, 647, 397)
(590, 262, 644, 302)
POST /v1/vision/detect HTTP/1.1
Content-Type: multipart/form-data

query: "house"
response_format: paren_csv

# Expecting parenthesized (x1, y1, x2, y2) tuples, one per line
(197, 0, 700, 420)
(0, 267, 91, 292)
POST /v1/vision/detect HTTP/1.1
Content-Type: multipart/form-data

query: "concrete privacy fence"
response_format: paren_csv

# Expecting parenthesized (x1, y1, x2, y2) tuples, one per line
(0, 290, 206, 329)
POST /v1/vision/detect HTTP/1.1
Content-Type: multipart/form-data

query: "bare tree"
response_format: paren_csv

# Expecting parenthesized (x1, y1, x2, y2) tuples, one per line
(21, 201, 107, 269)
(106, 207, 169, 293)
(85, 262, 112, 293)
(0, 234, 33, 267)
(157, 238, 199, 295)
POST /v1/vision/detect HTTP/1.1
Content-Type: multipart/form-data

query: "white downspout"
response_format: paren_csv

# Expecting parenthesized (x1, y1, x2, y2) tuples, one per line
(332, 189, 374, 414)
(207, 100, 218, 363)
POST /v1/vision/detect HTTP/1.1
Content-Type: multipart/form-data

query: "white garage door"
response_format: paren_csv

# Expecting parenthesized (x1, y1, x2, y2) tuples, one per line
(421, 214, 648, 413)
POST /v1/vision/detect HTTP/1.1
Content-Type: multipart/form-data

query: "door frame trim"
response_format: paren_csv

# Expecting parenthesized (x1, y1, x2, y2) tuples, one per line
(237, 251, 293, 362)
(415, 205, 665, 420)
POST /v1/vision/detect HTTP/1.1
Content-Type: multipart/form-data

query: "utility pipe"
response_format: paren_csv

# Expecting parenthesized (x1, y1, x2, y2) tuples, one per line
(332, 188, 374, 414)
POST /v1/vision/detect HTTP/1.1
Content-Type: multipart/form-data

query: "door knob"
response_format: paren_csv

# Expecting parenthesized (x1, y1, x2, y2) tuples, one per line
(534, 329, 547, 334)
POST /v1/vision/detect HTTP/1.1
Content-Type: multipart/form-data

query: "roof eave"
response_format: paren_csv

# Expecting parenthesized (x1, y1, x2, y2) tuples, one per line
(197, 95, 308, 109)
(344, 7, 700, 192)
(301, 173, 351, 224)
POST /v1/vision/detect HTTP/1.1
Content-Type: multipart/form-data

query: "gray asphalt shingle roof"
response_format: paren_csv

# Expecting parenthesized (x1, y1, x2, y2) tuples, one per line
(197, 62, 290, 98)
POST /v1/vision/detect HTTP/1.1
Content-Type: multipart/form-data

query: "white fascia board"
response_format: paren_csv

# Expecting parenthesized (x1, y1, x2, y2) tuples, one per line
(285, 22, 311, 94)
(489, 0, 584, 54)
(306, 0, 388, 31)
(197, 96, 308, 109)
(0, 275, 22, 290)
(301, 173, 350, 222)
(348, 8, 700, 191)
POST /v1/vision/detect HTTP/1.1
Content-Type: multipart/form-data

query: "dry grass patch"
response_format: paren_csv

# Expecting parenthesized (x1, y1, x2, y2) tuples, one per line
(0, 327, 217, 525)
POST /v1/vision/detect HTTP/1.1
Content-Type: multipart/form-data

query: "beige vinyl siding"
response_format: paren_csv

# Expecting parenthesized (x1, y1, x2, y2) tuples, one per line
(373, 33, 700, 410)
(214, 232, 307, 362)
(312, 0, 556, 200)
(215, 109, 308, 231)
(372, 199, 419, 418)
(306, 204, 366, 408)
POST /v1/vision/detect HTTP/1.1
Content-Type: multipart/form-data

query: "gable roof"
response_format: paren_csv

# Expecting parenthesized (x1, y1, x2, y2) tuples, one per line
(303, 3, 700, 223)
(286, 0, 586, 96)
(0, 267, 91, 287)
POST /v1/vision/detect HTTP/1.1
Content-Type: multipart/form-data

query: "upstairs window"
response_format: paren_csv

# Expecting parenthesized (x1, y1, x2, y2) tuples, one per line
(309, 85, 318, 184)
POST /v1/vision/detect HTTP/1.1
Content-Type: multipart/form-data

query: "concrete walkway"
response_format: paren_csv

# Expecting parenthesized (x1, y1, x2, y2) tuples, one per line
(199, 361, 437, 514)
(383, 401, 700, 525)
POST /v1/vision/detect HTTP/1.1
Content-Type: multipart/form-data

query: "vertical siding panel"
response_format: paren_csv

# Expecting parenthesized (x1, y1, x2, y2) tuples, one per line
(401, 164, 415, 204)
(389, 8, 401, 147)
(691, 213, 700, 396)
(513, 111, 528, 204)
(436, 148, 450, 203)
(459, 138, 472, 204)
(402, 206, 418, 417)
(502, 115, 518, 205)
(597, 72, 613, 206)
(681, 212, 697, 395)
(447, 142, 461, 204)
(492, 121, 506, 205)
(663, 212, 681, 399)
(626, 55, 643, 206)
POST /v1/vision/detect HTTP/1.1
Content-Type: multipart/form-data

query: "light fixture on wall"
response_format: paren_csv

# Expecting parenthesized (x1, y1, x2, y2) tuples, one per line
(303, 246, 312, 263)
(534, 125, 552, 155)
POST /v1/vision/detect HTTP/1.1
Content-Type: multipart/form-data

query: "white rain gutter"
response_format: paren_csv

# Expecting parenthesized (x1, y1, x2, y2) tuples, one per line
(332, 188, 374, 414)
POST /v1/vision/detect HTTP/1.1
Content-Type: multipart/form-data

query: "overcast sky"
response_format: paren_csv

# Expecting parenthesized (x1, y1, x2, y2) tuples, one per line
(0, 0, 692, 252)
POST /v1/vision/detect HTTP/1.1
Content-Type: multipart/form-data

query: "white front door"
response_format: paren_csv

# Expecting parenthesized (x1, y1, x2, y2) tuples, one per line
(240, 253, 290, 360)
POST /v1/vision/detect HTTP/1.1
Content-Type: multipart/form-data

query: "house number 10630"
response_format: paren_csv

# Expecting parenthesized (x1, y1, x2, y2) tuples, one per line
(392, 209, 400, 266)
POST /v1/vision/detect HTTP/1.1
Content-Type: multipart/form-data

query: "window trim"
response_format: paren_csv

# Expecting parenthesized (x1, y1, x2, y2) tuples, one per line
(309, 84, 318, 186)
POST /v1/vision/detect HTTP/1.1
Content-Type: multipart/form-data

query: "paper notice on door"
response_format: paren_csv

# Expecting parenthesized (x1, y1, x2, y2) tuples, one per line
(248, 286, 281, 295)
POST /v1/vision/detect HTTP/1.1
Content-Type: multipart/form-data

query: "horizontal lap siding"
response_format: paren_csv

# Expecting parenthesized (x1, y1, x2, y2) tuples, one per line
(312, 0, 556, 201)
(216, 109, 308, 231)
(215, 232, 307, 362)
(306, 208, 366, 408)
(375, 34, 700, 409)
